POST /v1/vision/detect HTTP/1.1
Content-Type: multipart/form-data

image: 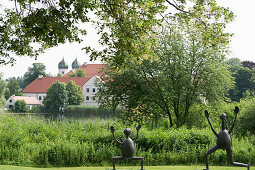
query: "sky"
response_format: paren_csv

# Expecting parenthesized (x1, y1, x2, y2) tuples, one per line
(0, 0, 255, 79)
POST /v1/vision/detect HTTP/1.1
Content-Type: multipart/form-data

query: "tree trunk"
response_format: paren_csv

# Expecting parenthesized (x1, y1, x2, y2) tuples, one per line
(166, 109, 173, 127)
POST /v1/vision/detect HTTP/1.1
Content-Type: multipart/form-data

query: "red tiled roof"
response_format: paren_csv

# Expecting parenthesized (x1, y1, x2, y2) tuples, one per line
(22, 77, 90, 93)
(11, 95, 40, 105)
(64, 64, 106, 77)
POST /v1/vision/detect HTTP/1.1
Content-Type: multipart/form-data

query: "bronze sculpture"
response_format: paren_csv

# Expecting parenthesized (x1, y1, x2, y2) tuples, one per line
(204, 106, 250, 170)
(111, 125, 144, 170)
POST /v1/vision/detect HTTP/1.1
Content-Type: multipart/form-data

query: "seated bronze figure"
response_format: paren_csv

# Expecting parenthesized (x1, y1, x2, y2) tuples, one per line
(110, 125, 143, 170)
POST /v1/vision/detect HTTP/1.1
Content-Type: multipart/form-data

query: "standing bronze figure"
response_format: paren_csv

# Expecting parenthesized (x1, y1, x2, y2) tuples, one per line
(111, 125, 144, 170)
(204, 106, 250, 170)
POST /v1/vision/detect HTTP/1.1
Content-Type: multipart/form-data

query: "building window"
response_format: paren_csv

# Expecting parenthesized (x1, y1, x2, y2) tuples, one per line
(9, 99, 12, 103)
(86, 88, 89, 92)
(39, 96, 42, 100)
(62, 71, 64, 74)
(92, 96, 96, 101)
(9, 105, 13, 109)
(93, 88, 96, 93)
(86, 96, 89, 101)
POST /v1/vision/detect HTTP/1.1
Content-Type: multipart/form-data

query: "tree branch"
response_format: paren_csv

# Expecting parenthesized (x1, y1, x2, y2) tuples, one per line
(165, 0, 190, 14)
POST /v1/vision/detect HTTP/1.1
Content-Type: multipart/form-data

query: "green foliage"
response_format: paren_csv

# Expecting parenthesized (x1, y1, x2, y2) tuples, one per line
(97, 22, 233, 127)
(0, 115, 254, 167)
(64, 105, 121, 118)
(5, 78, 22, 100)
(68, 69, 86, 77)
(0, 0, 234, 68)
(185, 104, 207, 129)
(226, 58, 242, 67)
(14, 100, 27, 113)
(228, 65, 255, 101)
(43, 81, 68, 112)
(234, 97, 255, 136)
(66, 80, 84, 105)
(30, 105, 45, 113)
(0, 75, 6, 109)
(24, 63, 47, 86)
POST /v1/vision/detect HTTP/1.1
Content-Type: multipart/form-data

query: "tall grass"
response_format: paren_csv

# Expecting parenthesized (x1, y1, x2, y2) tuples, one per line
(0, 115, 254, 167)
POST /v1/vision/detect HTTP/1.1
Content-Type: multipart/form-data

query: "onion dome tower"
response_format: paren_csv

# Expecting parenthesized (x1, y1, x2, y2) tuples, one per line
(58, 58, 69, 77)
(72, 58, 81, 69)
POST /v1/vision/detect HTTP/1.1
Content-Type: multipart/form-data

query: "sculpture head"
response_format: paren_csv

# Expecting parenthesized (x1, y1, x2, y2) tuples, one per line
(124, 128, 131, 138)
(220, 113, 227, 121)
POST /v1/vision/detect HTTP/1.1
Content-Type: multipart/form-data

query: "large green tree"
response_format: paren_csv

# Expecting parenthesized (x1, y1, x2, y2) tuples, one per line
(226, 58, 255, 101)
(5, 78, 22, 100)
(66, 80, 84, 105)
(228, 66, 255, 101)
(0, 74, 6, 109)
(24, 63, 47, 86)
(43, 81, 68, 112)
(98, 22, 233, 127)
(0, 0, 234, 68)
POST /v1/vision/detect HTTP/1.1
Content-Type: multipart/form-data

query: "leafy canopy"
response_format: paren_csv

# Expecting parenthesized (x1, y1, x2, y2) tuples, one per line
(0, 0, 234, 68)
(66, 80, 84, 105)
(97, 19, 233, 127)
(227, 60, 255, 101)
(43, 80, 68, 112)
(0, 74, 6, 109)
(43, 80, 84, 111)
(14, 100, 27, 113)
(24, 63, 47, 86)
(5, 78, 22, 100)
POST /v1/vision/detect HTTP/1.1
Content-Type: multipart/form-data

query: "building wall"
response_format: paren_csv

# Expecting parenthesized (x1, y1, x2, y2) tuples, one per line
(59, 68, 68, 77)
(23, 93, 46, 105)
(22, 77, 100, 106)
(5, 97, 15, 109)
(82, 76, 99, 106)
(5, 97, 40, 110)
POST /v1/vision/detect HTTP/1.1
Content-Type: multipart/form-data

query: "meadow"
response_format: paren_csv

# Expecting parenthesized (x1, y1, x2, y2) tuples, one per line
(0, 112, 254, 168)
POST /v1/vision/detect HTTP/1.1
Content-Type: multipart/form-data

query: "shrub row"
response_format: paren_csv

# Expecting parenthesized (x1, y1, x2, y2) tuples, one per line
(63, 105, 121, 118)
(0, 115, 254, 167)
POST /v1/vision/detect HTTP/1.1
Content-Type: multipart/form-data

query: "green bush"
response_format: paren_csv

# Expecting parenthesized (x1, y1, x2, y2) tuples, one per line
(0, 115, 254, 167)
(235, 97, 255, 136)
(64, 105, 121, 118)
(14, 100, 27, 113)
(30, 105, 45, 113)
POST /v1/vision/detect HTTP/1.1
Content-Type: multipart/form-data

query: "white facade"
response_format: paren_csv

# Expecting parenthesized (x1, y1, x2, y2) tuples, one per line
(22, 76, 100, 106)
(58, 68, 68, 77)
(82, 76, 99, 106)
(5, 96, 41, 110)
(23, 93, 47, 105)
(5, 97, 15, 109)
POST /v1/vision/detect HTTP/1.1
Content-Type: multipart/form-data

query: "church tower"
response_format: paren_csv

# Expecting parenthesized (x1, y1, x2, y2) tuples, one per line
(72, 58, 81, 70)
(58, 58, 68, 77)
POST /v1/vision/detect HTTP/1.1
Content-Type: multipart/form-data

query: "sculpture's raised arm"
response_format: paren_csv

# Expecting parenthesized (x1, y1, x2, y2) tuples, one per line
(205, 110, 218, 137)
(110, 126, 122, 144)
(229, 106, 239, 134)
(134, 124, 141, 144)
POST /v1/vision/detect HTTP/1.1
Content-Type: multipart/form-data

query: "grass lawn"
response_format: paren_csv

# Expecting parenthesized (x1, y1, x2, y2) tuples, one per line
(0, 165, 253, 170)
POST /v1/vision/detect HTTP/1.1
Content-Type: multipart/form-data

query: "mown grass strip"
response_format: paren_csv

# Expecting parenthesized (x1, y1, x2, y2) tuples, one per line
(0, 166, 253, 170)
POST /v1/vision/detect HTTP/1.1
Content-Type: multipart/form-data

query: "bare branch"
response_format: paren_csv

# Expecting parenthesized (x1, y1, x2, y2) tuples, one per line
(15, 0, 19, 14)
(165, 0, 190, 14)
